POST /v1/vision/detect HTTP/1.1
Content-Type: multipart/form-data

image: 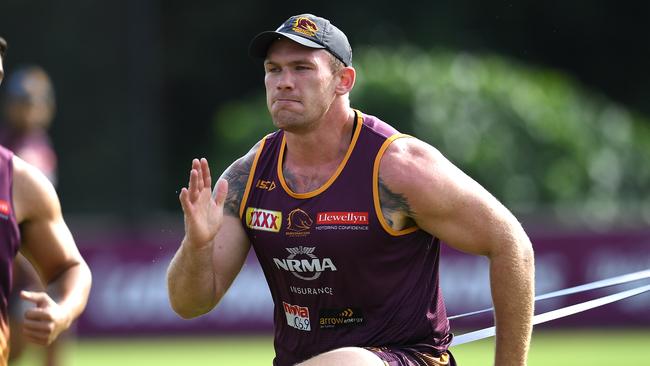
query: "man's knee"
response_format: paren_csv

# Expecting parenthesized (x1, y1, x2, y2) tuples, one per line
(296, 347, 386, 366)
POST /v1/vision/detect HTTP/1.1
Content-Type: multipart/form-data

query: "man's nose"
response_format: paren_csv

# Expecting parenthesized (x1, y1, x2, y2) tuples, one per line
(276, 70, 294, 89)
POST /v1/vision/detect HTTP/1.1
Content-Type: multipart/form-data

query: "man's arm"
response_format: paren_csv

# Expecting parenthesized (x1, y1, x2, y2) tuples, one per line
(167, 142, 259, 319)
(379, 137, 534, 366)
(12, 156, 92, 346)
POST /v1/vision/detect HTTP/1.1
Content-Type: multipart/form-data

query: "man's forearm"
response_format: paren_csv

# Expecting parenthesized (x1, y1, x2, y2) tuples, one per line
(167, 240, 217, 318)
(490, 235, 535, 366)
(48, 261, 92, 327)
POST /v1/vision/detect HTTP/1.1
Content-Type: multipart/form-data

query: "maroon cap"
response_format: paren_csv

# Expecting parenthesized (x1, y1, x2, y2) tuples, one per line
(249, 14, 352, 66)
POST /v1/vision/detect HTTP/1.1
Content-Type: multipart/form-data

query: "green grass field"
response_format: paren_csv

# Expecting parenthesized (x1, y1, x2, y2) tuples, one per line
(12, 329, 650, 365)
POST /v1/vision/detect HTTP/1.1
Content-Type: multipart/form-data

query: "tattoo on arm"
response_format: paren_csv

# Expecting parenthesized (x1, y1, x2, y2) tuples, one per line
(221, 154, 254, 218)
(378, 177, 415, 230)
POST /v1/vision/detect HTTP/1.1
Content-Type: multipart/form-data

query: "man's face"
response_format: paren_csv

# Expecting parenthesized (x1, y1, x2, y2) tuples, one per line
(264, 38, 339, 132)
(3, 70, 55, 131)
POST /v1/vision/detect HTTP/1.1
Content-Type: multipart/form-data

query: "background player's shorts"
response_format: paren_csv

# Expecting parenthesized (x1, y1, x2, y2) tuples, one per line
(364, 346, 456, 366)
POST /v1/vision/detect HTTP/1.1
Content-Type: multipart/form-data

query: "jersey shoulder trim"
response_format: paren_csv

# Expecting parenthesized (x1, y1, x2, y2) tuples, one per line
(239, 136, 269, 219)
(373, 134, 419, 236)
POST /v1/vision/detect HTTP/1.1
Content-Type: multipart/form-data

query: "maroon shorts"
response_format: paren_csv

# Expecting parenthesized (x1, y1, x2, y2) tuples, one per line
(364, 346, 456, 366)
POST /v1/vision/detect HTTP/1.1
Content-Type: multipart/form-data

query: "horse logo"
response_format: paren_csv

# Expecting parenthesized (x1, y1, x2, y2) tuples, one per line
(287, 208, 313, 232)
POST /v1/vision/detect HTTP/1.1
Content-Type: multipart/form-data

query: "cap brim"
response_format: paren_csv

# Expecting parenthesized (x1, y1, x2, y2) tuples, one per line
(248, 31, 325, 59)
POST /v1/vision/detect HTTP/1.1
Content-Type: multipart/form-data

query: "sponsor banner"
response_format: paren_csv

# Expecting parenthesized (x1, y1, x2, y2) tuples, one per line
(272, 246, 337, 281)
(315, 211, 369, 231)
(440, 229, 650, 328)
(319, 307, 364, 329)
(76, 233, 273, 336)
(282, 301, 311, 331)
(317, 212, 369, 225)
(246, 207, 282, 232)
(74, 227, 650, 336)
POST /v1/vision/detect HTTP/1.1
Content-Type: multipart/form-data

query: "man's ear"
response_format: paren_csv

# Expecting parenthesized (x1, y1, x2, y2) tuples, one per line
(335, 66, 356, 95)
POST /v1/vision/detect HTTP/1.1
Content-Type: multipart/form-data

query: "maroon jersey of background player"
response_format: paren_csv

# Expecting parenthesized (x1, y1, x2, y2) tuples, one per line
(0, 146, 21, 362)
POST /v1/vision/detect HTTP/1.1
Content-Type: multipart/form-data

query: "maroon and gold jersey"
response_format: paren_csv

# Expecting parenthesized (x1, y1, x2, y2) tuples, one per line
(0, 146, 20, 364)
(240, 111, 452, 366)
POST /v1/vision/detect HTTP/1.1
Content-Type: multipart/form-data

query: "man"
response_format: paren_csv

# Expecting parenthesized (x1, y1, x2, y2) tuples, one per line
(1, 62, 63, 366)
(167, 14, 534, 366)
(0, 37, 92, 365)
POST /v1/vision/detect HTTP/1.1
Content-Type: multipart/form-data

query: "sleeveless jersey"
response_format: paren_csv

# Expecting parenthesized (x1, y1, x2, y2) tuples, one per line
(0, 146, 20, 364)
(240, 111, 451, 366)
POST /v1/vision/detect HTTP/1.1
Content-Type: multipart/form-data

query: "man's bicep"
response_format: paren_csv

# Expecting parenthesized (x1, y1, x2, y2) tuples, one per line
(382, 138, 513, 256)
(413, 155, 517, 257)
(20, 217, 81, 284)
(13, 156, 83, 283)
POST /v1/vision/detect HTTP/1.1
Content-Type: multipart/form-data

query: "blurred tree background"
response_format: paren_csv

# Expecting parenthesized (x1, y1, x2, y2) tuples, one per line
(0, 0, 648, 231)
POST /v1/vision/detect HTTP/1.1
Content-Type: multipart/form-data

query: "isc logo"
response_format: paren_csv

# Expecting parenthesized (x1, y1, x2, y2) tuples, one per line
(246, 207, 282, 232)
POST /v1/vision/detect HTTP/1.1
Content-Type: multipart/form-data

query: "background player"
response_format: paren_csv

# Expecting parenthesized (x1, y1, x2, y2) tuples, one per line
(0, 36, 92, 366)
(0, 63, 63, 366)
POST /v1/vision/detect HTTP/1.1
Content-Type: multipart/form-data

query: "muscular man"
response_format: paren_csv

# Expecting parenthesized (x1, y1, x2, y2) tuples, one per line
(167, 14, 534, 366)
(0, 36, 92, 365)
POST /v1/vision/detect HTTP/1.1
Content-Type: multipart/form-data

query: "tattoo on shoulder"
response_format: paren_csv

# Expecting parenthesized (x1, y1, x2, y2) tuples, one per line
(378, 177, 416, 230)
(221, 152, 255, 217)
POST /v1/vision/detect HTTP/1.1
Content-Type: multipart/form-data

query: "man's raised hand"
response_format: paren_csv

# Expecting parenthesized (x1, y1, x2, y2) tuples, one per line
(178, 158, 228, 249)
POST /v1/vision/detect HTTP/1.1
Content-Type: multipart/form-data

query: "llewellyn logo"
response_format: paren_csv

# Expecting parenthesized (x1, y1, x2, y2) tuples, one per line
(245, 207, 282, 232)
(286, 208, 312, 237)
(317, 212, 368, 225)
(273, 246, 337, 281)
(315, 211, 370, 232)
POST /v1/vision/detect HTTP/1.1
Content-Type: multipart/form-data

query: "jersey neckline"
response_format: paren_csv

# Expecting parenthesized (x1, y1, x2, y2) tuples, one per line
(277, 110, 364, 199)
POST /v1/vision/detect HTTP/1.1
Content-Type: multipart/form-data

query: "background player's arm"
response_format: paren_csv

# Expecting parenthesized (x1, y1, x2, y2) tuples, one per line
(167, 143, 259, 319)
(11, 156, 92, 346)
(379, 137, 534, 366)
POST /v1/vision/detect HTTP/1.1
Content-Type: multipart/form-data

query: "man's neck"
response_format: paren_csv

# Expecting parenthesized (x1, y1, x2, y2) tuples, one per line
(283, 107, 356, 167)
(280, 107, 356, 194)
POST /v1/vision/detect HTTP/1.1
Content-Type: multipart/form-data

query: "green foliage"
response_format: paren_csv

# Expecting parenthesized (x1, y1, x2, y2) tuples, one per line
(211, 94, 275, 173)
(352, 46, 650, 227)
(211, 46, 650, 227)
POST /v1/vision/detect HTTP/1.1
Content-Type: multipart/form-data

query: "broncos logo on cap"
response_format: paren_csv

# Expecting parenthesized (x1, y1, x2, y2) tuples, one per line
(287, 208, 313, 232)
(292, 17, 318, 37)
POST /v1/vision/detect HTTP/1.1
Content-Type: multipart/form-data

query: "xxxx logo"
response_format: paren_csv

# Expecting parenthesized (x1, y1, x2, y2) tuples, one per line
(246, 207, 282, 233)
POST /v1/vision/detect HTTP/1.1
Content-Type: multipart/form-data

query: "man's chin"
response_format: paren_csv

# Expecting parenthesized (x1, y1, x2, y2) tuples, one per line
(272, 118, 311, 134)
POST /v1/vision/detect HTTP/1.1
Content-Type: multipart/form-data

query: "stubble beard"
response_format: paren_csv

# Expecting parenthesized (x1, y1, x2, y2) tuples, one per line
(270, 106, 325, 134)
